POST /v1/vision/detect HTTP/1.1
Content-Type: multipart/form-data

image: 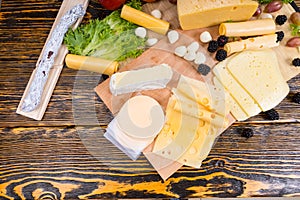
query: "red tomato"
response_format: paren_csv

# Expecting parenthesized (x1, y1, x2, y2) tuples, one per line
(99, 0, 126, 10)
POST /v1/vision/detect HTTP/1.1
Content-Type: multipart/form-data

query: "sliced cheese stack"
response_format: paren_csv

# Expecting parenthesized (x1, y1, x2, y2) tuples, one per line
(152, 76, 229, 168)
(177, 0, 258, 30)
(213, 49, 289, 121)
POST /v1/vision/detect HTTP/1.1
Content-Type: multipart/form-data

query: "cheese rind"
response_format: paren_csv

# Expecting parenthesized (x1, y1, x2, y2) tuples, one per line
(177, 0, 258, 30)
(109, 64, 173, 96)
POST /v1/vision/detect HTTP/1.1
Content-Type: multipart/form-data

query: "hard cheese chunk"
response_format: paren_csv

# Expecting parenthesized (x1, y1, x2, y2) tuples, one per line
(109, 64, 173, 96)
(213, 59, 261, 118)
(177, 0, 258, 30)
(226, 49, 289, 111)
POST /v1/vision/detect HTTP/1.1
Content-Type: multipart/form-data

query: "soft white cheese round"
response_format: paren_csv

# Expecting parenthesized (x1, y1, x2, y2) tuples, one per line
(174, 45, 187, 57)
(151, 9, 162, 19)
(187, 41, 200, 52)
(194, 52, 206, 65)
(135, 27, 147, 38)
(146, 38, 158, 46)
(200, 31, 212, 43)
(167, 30, 179, 44)
(116, 95, 165, 139)
(184, 51, 196, 61)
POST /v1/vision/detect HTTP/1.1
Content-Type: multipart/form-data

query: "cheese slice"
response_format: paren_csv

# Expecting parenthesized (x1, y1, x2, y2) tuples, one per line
(176, 75, 229, 117)
(213, 59, 261, 117)
(172, 88, 228, 128)
(213, 77, 249, 121)
(152, 95, 199, 162)
(177, 0, 258, 30)
(226, 49, 289, 111)
(177, 121, 217, 168)
(109, 64, 173, 96)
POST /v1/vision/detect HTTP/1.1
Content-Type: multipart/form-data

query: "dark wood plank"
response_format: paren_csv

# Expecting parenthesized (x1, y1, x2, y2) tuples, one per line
(1, 124, 300, 198)
(1, 0, 300, 127)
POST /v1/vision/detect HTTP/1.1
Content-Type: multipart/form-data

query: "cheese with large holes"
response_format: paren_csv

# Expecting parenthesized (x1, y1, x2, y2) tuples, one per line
(177, 0, 258, 30)
(109, 64, 173, 96)
(226, 49, 289, 111)
(176, 75, 229, 117)
(153, 96, 199, 162)
(172, 88, 228, 128)
(213, 59, 261, 118)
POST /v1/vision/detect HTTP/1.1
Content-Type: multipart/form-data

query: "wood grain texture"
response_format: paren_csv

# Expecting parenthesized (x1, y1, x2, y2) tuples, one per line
(1, 0, 300, 198)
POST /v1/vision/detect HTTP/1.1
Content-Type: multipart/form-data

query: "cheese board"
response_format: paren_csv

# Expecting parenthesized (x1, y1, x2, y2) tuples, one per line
(94, 0, 300, 179)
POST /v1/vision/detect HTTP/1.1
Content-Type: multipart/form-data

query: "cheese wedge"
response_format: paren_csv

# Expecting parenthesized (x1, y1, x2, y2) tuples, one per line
(109, 64, 173, 96)
(213, 77, 249, 121)
(177, 0, 258, 30)
(226, 49, 289, 111)
(213, 59, 261, 118)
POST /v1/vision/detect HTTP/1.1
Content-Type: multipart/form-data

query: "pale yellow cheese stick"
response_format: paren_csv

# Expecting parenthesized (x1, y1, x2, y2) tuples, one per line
(65, 54, 119, 75)
(224, 34, 279, 54)
(219, 19, 276, 37)
(121, 5, 170, 35)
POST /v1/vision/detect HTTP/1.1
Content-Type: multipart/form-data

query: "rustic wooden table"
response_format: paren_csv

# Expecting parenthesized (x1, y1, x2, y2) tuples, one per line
(1, 0, 300, 199)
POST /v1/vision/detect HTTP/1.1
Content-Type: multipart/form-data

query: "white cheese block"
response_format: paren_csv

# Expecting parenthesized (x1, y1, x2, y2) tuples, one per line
(226, 49, 290, 111)
(109, 64, 173, 96)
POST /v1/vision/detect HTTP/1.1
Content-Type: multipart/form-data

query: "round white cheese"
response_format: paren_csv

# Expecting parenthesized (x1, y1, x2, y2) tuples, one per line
(116, 95, 165, 139)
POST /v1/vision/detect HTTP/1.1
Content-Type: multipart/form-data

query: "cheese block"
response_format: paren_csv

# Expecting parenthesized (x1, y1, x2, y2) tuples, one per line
(213, 59, 261, 117)
(177, 0, 258, 30)
(176, 75, 229, 117)
(226, 49, 290, 111)
(109, 64, 173, 96)
(213, 77, 249, 121)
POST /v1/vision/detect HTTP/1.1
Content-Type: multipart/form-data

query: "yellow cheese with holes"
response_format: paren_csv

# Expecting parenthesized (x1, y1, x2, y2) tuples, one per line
(172, 88, 228, 128)
(176, 75, 229, 117)
(177, 123, 218, 168)
(213, 59, 261, 117)
(227, 49, 289, 111)
(177, 0, 258, 30)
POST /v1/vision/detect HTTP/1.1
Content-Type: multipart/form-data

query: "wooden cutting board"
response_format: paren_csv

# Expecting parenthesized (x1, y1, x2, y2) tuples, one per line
(94, 0, 300, 180)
